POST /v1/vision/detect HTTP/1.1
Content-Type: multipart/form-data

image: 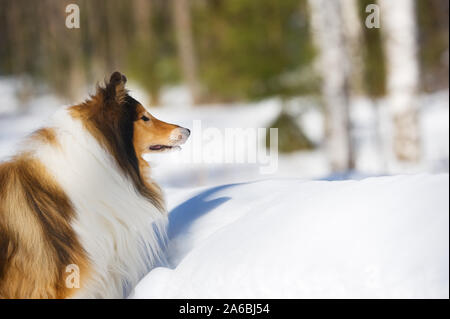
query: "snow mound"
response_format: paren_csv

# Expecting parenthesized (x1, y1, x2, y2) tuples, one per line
(131, 174, 449, 299)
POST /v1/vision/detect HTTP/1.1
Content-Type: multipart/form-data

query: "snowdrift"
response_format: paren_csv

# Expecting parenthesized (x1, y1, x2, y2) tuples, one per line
(131, 174, 449, 298)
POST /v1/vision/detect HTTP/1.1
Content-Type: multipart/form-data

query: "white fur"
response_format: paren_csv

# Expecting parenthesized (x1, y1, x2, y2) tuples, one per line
(26, 108, 168, 298)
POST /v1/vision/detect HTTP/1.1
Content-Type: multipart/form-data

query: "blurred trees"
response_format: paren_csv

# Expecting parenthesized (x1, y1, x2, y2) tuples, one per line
(0, 0, 447, 105)
(0, 0, 181, 103)
(416, 0, 449, 92)
(191, 0, 317, 102)
(0, 0, 317, 103)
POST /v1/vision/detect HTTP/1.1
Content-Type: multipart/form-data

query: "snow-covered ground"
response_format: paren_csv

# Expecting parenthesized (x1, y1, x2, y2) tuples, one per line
(0, 78, 449, 298)
(131, 175, 449, 298)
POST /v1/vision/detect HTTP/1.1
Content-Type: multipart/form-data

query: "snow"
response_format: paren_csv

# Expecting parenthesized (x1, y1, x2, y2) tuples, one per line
(132, 175, 449, 298)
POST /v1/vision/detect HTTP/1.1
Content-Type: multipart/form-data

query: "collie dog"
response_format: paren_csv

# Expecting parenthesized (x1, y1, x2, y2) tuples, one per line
(0, 72, 190, 298)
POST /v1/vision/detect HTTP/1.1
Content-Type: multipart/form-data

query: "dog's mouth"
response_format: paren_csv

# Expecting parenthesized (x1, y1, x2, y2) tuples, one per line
(148, 144, 181, 152)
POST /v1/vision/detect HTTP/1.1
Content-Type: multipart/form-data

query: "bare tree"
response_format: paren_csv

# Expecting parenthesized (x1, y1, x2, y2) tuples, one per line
(308, 0, 354, 171)
(171, 0, 202, 104)
(379, 0, 421, 162)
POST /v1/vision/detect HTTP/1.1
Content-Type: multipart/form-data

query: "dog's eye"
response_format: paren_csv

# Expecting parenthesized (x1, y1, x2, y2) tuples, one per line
(141, 116, 150, 122)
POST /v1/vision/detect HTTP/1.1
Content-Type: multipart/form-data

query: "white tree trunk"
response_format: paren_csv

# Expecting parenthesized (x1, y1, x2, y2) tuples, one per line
(379, 0, 421, 162)
(308, 0, 354, 171)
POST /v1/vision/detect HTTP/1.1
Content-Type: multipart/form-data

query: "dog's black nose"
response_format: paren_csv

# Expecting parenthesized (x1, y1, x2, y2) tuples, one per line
(186, 128, 191, 135)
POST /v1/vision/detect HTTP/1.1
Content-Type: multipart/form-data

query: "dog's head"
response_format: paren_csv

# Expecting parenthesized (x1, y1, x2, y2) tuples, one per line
(110, 72, 190, 156)
(132, 101, 190, 156)
(105, 72, 190, 157)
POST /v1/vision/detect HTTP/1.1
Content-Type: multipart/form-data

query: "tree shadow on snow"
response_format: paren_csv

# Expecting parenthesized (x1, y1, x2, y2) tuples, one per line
(168, 183, 245, 240)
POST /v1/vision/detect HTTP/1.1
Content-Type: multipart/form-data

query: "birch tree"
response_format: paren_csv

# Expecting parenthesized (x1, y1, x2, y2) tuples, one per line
(308, 0, 354, 171)
(379, 0, 421, 162)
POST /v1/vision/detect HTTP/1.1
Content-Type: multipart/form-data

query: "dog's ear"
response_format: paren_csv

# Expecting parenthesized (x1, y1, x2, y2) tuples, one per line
(105, 71, 127, 104)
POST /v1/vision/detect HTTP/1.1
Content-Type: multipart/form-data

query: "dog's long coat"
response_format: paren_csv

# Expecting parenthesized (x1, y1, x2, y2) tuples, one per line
(0, 72, 189, 298)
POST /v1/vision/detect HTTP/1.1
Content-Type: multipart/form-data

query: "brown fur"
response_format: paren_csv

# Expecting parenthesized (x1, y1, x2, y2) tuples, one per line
(30, 128, 59, 147)
(0, 155, 88, 298)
